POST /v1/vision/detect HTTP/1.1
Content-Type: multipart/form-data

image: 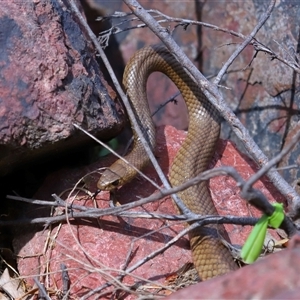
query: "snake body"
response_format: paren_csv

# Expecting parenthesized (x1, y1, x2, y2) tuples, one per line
(97, 46, 237, 279)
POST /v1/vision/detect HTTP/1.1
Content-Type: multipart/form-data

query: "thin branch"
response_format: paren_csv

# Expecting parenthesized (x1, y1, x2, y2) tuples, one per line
(79, 218, 236, 298)
(253, 40, 300, 74)
(5, 159, 297, 236)
(6, 192, 256, 227)
(60, 264, 70, 299)
(98, 10, 300, 74)
(34, 278, 51, 300)
(7, 116, 300, 235)
(213, 2, 273, 85)
(243, 131, 300, 194)
(151, 91, 180, 117)
(73, 124, 160, 190)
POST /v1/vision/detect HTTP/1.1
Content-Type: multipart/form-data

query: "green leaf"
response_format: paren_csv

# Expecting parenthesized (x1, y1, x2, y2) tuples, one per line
(268, 203, 284, 228)
(241, 203, 285, 264)
(241, 215, 268, 264)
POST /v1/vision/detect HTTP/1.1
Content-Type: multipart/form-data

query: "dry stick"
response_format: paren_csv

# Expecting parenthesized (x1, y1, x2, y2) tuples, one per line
(6, 127, 298, 234)
(261, 40, 300, 74)
(147, 9, 300, 75)
(273, 39, 299, 69)
(244, 131, 300, 194)
(123, 0, 300, 209)
(100, 10, 251, 47)
(6, 128, 300, 231)
(34, 278, 51, 300)
(6, 193, 186, 221)
(73, 124, 160, 190)
(57, 243, 175, 299)
(89, 220, 191, 298)
(8, 168, 238, 218)
(60, 264, 70, 299)
(5, 192, 256, 227)
(213, 4, 272, 86)
(59, 171, 172, 292)
(99, 10, 300, 74)
(86, 214, 257, 297)
(82, 214, 249, 298)
(151, 91, 180, 117)
(82, 224, 201, 298)
(68, 0, 191, 218)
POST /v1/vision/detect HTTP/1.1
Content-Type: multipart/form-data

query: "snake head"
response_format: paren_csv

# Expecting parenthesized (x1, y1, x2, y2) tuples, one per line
(97, 169, 121, 191)
(97, 163, 130, 191)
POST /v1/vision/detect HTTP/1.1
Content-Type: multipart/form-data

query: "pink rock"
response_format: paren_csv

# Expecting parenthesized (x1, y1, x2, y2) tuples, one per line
(14, 126, 285, 298)
(0, 0, 124, 175)
(166, 235, 300, 300)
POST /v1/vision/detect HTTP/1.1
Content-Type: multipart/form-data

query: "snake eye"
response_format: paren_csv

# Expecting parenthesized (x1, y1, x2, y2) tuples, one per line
(111, 179, 119, 186)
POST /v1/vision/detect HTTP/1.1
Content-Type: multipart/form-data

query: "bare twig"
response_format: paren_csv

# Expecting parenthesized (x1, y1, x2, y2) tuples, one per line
(6, 191, 256, 227)
(243, 131, 300, 195)
(34, 278, 51, 300)
(7, 117, 300, 235)
(213, 2, 273, 85)
(151, 91, 180, 117)
(5, 152, 297, 236)
(80, 214, 248, 298)
(99, 10, 300, 74)
(61, 264, 70, 299)
(53, 241, 175, 299)
(253, 40, 300, 74)
(73, 123, 160, 190)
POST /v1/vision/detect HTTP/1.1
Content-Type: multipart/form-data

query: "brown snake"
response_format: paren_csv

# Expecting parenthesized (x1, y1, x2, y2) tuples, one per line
(97, 45, 238, 280)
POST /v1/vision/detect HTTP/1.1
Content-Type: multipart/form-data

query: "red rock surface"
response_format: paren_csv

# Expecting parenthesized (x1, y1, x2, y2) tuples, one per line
(0, 0, 124, 175)
(14, 126, 286, 298)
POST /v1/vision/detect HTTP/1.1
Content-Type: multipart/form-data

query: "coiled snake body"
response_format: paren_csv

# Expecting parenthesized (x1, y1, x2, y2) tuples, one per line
(97, 46, 237, 280)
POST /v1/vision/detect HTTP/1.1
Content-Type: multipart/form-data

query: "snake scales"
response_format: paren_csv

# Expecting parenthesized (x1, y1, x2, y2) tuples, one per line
(97, 45, 238, 280)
